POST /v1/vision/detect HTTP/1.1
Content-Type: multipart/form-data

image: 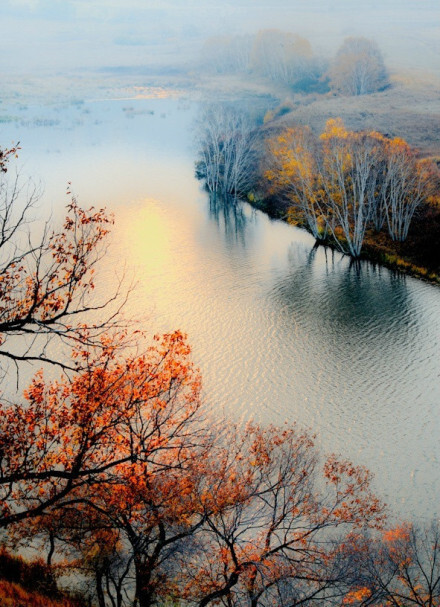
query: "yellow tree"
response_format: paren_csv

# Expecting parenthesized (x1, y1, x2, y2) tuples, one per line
(264, 120, 436, 257)
(265, 125, 329, 240)
(318, 119, 385, 257)
(266, 119, 386, 257)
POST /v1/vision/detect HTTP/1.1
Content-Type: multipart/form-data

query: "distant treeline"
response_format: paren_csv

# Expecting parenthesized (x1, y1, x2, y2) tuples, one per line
(198, 31, 389, 95)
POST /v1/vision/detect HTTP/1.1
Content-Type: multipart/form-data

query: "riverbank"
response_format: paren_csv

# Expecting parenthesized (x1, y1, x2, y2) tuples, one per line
(249, 194, 440, 285)
(193, 66, 440, 285)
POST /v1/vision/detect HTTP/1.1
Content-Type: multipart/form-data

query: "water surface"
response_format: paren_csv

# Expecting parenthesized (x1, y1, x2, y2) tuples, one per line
(2, 96, 439, 519)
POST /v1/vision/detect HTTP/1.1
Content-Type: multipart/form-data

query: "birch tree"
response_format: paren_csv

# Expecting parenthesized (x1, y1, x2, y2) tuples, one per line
(250, 30, 315, 87)
(196, 105, 257, 199)
(318, 120, 385, 257)
(265, 125, 329, 240)
(266, 120, 384, 256)
(330, 37, 388, 96)
(265, 120, 436, 257)
(382, 138, 436, 241)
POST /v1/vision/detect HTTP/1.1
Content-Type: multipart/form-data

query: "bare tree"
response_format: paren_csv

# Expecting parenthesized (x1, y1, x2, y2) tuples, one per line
(198, 31, 323, 92)
(382, 140, 436, 241)
(195, 105, 258, 200)
(199, 35, 253, 74)
(250, 30, 315, 88)
(63, 524, 134, 607)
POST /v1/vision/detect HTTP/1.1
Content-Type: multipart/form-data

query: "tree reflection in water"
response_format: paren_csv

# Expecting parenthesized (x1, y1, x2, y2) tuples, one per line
(207, 193, 251, 249)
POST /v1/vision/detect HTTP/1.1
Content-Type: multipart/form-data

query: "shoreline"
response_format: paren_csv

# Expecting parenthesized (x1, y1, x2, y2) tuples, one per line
(248, 195, 440, 286)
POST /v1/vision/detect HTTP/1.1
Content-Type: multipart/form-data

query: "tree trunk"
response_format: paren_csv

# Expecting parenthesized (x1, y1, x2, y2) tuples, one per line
(95, 568, 106, 607)
(135, 561, 155, 607)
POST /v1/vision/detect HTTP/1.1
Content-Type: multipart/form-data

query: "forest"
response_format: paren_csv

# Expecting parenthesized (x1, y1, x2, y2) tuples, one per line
(0, 145, 440, 606)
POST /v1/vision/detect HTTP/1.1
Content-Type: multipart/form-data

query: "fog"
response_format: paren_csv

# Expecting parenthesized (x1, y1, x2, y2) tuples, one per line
(1, 0, 439, 75)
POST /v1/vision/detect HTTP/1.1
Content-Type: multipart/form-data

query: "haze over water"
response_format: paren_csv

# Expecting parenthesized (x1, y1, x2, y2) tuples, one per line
(1, 0, 439, 75)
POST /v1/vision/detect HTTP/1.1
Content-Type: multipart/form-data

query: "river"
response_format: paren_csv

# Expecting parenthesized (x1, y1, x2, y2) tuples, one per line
(2, 94, 439, 520)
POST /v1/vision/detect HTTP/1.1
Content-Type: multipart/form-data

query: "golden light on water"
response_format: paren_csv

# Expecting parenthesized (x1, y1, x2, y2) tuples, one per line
(124, 200, 172, 273)
(111, 197, 202, 333)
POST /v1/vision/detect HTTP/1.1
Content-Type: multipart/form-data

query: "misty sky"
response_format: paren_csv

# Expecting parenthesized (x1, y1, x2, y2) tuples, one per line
(1, 0, 439, 74)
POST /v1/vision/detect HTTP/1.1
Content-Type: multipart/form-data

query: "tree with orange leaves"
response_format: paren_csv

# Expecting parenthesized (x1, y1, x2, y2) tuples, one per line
(176, 425, 384, 607)
(7, 416, 386, 607)
(336, 521, 440, 607)
(0, 144, 208, 605)
(0, 146, 125, 378)
(378, 522, 440, 606)
(47, 421, 213, 607)
(0, 144, 20, 173)
(0, 329, 203, 530)
(0, 144, 391, 607)
(370, 522, 440, 607)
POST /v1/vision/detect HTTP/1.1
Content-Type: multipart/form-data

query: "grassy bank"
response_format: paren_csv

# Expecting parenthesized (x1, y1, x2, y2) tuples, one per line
(0, 548, 86, 607)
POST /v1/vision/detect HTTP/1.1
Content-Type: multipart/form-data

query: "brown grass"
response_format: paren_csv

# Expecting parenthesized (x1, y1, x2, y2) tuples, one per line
(0, 548, 86, 607)
(0, 580, 84, 607)
(274, 73, 440, 158)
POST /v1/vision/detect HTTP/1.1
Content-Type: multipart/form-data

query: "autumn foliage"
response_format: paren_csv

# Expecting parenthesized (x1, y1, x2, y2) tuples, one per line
(0, 580, 84, 607)
(176, 428, 384, 607)
(0, 304, 387, 607)
(265, 119, 438, 257)
(0, 146, 123, 374)
(0, 144, 20, 173)
(0, 329, 202, 528)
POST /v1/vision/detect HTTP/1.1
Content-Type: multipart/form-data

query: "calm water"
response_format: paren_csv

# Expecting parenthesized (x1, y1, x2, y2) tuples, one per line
(2, 96, 440, 519)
